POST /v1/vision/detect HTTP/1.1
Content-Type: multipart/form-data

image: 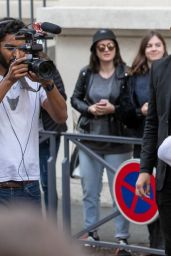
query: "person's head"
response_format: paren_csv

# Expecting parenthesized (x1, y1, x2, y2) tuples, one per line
(0, 17, 26, 71)
(131, 30, 167, 75)
(89, 28, 124, 73)
(0, 204, 83, 256)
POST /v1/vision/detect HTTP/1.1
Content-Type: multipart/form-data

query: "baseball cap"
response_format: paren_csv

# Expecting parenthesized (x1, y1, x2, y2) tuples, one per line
(90, 29, 117, 51)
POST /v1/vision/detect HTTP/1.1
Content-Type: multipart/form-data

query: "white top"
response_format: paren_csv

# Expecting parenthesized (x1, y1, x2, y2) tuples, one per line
(0, 76, 47, 181)
(158, 135, 171, 167)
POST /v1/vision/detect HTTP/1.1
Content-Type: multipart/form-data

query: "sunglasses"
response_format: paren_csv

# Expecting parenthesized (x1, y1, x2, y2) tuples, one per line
(96, 42, 115, 52)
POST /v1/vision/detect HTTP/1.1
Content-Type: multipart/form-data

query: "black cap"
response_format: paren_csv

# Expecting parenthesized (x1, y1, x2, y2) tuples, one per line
(90, 29, 117, 51)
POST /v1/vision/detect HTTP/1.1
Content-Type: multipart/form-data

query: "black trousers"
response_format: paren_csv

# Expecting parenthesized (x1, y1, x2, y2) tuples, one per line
(147, 218, 164, 250)
(134, 145, 165, 252)
(157, 167, 171, 256)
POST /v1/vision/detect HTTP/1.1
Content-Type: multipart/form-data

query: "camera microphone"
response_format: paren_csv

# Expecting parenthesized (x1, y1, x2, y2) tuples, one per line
(40, 22, 62, 34)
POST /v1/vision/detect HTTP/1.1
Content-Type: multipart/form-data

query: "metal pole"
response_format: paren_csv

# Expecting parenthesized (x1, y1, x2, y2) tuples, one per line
(30, 0, 34, 23)
(47, 134, 57, 220)
(64, 132, 142, 145)
(18, 0, 22, 20)
(47, 157, 57, 220)
(78, 240, 165, 256)
(6, 0, 10, 17)
(43, 0, 46, 7)
(74, 210, 120, 239)
(62, 137, 71, 233)
(42, 0, 47, 53)
(74, 140, 116, 174)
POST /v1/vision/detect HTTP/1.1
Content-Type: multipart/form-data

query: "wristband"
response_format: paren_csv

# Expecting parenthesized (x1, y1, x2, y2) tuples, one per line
(44, 83, 55, 92)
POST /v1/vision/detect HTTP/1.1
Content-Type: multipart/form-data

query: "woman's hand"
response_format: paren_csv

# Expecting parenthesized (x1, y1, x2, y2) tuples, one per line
(88, 104, 97, 115)
(96, 99, 115, 115)
(88, 99, 115, 116)
(141, 102, 148, 116)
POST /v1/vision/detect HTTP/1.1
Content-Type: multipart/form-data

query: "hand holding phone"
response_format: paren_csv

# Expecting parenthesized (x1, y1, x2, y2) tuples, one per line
(97, 99, 108, 106)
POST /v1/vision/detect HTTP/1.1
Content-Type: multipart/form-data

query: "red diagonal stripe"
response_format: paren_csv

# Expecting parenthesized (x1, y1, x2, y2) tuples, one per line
(130, 194, 139, 211)
(122, 181, 155, 206)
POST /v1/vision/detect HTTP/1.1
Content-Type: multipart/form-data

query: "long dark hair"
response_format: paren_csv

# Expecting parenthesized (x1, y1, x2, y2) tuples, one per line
(89, 40, 125, 73)
(131, 30, 167, 75)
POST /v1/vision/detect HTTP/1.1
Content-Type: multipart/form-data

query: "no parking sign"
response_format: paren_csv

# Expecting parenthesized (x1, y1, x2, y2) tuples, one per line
(113, 159, 158, 225)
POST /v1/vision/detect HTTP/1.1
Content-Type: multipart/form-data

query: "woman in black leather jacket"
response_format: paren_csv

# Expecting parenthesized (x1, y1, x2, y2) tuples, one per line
(71, 29, 132, 255)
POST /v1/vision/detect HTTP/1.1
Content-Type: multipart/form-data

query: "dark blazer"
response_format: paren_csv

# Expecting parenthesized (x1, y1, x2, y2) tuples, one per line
(140, 55, 171, 191)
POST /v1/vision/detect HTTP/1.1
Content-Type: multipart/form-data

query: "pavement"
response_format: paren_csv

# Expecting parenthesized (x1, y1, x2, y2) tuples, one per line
(55, 174, 154, 256)
(56, 177, 149, 245)
(57, 199, 150, 255)
(71, 203, 148, 245)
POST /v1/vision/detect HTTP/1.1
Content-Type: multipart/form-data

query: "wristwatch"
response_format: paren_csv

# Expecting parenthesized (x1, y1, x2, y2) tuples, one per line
(44, 83, 55, 92)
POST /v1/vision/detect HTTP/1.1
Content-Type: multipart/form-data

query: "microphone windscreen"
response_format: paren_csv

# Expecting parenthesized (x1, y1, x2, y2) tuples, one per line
(41, 22, 62, 34)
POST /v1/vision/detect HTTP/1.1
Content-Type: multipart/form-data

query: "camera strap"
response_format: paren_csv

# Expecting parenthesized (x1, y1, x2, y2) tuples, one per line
(19, 77, 41, 92)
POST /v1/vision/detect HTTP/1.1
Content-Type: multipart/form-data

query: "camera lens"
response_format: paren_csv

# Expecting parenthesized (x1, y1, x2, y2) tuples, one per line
(31, 59, 55, 80)
(38, 60, 55, 79)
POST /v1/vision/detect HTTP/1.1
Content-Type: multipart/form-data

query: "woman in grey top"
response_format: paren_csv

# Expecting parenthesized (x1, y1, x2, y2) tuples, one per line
(71, 29, 132, 255)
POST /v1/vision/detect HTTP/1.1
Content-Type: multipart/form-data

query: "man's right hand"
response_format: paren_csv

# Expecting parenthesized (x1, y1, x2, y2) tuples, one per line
(135, 172, 151, 198)
(5, 57, 28, 84)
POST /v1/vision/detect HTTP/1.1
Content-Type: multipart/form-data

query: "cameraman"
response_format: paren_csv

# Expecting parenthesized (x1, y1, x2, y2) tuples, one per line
(0, 17, 67, 207)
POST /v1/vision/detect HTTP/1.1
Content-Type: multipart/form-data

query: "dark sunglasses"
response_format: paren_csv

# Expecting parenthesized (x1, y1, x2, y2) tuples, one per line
(96, 42, 115, 52)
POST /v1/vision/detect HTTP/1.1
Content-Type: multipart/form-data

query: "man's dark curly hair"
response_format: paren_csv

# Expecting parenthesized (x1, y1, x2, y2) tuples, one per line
(0, 17, 26, 42)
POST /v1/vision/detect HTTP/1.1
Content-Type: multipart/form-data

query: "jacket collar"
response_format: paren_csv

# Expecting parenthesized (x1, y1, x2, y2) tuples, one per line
(115, 64, 128, 80)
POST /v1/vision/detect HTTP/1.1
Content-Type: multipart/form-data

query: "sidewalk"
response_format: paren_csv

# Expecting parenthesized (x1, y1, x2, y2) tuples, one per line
(57, 177, 149, 246)
(57, 199, 150, 256)
(57, 199, 149, 246)
(56, 171, 152, 256)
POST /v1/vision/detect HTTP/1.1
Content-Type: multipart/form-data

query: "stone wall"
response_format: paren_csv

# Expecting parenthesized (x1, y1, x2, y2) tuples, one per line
(36, 4, 171, 203)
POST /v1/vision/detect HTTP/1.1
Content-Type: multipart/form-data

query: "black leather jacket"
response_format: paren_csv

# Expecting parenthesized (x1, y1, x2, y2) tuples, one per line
(71, 63, 128, 116)
(71, 64, 133, 154)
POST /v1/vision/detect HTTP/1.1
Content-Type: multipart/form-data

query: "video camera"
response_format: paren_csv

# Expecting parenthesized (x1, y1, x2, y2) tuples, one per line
(14, 22, 62, 80)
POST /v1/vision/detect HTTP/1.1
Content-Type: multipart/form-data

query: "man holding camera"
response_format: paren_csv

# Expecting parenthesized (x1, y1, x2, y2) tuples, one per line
(0, 17, 67, 207)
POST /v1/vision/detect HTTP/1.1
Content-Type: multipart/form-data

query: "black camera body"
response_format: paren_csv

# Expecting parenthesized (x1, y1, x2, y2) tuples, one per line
(15, 28, 56, 80)
(24, 55, 55, 80)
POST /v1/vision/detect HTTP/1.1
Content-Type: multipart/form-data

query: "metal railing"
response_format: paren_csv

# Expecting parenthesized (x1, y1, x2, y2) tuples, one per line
(62, 132, 165, 255)
(6, 0, 47, 22)
(39, 129, 57, 220)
